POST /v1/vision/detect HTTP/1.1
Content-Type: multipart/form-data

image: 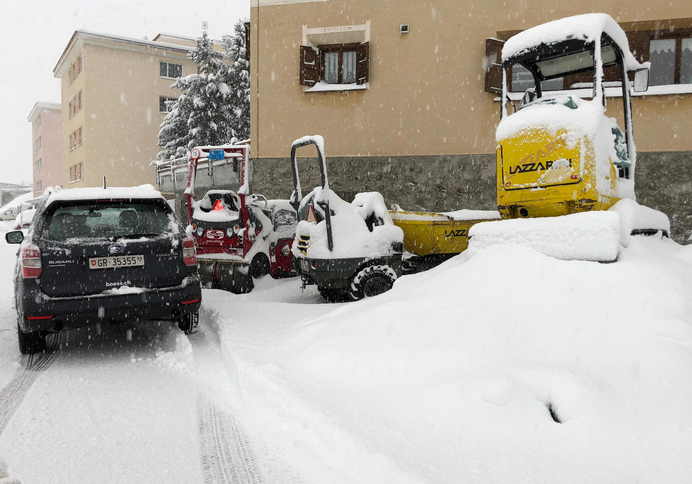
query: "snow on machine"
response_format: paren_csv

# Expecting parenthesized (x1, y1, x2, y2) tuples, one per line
(469, 13, 670, 261)
(290, 136, 404, 301)
(156, 144, 297, 293)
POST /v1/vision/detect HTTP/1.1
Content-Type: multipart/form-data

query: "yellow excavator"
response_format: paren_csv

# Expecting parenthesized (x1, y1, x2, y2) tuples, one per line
(393, 13, 669, 263)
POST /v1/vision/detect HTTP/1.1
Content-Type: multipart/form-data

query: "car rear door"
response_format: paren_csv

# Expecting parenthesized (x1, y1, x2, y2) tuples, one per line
(37, 199, 185, 298)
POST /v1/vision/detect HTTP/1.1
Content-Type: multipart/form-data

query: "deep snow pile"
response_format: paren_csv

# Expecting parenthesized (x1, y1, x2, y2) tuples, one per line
(234, 237, 692, 483)
(469, 211, 622, 261)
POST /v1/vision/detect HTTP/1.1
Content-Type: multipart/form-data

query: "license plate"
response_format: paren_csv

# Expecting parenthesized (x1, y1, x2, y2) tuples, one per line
(89, 255, 145, 270)
(300, 259, 310, 272)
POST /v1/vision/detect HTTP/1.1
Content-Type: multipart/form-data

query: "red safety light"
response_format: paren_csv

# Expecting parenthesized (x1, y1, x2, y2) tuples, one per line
(212, 199, 224, 211)
(21, 244, 42, 279)
(182, 236, 197, 266)
(26, 315, 54, 321)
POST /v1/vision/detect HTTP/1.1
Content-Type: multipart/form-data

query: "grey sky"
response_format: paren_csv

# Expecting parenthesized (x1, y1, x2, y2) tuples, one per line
(0, 0, 249, 185)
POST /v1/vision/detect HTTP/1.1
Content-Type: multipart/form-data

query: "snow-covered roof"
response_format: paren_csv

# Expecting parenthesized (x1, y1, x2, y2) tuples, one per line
(54, 30, 193, 77)
(502, 13, 645, 71)
(27, 102, 61, 122)
(45, 185, 164, 206)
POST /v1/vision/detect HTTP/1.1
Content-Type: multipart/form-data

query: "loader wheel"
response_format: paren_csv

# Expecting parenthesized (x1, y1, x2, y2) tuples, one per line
(17, 322, 47, 355)
(348, 265, 397, 301)
(250, 253, 270, 278)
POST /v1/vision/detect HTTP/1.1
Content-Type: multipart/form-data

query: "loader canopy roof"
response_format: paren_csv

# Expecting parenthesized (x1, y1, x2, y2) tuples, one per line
(502, 13, 645, 72)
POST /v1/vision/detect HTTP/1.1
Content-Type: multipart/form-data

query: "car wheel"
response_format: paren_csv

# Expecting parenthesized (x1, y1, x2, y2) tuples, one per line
(17, 323, 47, 355)
(249, 253, 270, 279)
(178, 311, 199, 335)
(348, 265, 397, 301)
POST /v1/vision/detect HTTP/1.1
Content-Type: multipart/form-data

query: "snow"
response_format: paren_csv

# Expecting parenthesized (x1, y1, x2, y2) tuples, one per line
(293, 187, 403, 259)
(609, 199, 670, 246)
(0, 193, 32, 220)
(502, 13, 647, 72)
(46, 185, 163, 205)
(468, 211, 622, 262)
(192, 206, 239, 223)
(442, 209, 501, 221)
(304, 82, 369, 93)
(102, 285, 146, 295)
(210, 236, 692, 483)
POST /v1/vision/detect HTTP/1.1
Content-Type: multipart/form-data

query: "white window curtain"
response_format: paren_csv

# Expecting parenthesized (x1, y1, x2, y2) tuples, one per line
(682, 38, 692, 84)
(324, 52, 339, 84)
(342, 51, 357, 83)
(649, 39, 676, 86)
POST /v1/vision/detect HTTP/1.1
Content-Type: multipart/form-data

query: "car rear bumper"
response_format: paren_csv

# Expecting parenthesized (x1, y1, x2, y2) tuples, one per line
(18, 276, 202, 332)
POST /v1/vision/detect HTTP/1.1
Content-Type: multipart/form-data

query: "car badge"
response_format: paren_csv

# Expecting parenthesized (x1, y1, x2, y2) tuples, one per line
(109, 245, 124, 255)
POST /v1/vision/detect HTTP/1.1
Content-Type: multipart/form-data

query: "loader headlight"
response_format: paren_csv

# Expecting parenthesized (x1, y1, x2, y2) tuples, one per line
(227, 228, 234, 237)
(281, 244, 291, 256)
(196, 226, 204, 237)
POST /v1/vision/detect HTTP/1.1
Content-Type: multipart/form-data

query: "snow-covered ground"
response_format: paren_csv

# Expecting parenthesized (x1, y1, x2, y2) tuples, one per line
(0, 219, 690, 483)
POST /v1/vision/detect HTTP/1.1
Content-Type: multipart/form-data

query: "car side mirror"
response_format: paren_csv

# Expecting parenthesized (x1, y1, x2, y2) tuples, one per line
(5, 230, 24, 244)
(633, 68, 649, 93)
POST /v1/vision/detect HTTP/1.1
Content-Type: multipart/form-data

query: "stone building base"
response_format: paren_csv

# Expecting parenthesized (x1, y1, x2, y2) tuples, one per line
(251, 151, 691, 244)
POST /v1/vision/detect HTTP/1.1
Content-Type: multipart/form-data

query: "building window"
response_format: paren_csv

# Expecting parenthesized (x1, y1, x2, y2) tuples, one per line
(159, 96, 177, 113)
(69, 162, 82, 182)
(160, 62, 182, 79)
(649, 35, 692, 86)
(300, 42, 369, 87)
(35, 158, 42, 171)
(35, 181, 43, 194)
(69, 56, 82, 84)
(33, 136, 41, 154)
(68, 90, 83, 118)
(69, 127, 83, 151)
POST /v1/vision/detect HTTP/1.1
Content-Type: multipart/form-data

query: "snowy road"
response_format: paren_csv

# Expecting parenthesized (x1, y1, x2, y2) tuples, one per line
(0, 224, 270, 484)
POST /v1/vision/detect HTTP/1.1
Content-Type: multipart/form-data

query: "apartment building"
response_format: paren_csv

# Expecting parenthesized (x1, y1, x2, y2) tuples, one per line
(52, 31, 197, 188)
(249, 0, 692, 242)
(27, 102, 64, 196)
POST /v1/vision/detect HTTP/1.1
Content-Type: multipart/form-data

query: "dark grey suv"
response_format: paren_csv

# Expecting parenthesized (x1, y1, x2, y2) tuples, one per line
(6, 187, 202, 354)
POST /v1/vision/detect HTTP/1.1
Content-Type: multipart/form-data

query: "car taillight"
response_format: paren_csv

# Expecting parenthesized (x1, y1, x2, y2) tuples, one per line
(21, 244, 42, 279)
(182, 237, 197, 267)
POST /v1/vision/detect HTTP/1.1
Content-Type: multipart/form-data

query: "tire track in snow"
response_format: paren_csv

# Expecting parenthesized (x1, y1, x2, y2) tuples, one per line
(0, 335, 62, 436)
(198, 394, 262, 484)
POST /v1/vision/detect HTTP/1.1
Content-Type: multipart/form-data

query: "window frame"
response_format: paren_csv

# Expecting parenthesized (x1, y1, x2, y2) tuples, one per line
(160, 61, 183, 79)
(159, 96, 177, 113)
(318, 43, 360, 85)
(648, 28, 692, 85)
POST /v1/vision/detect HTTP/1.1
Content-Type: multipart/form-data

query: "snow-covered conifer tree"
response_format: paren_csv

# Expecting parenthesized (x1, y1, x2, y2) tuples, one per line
(222, 19, 250, 143)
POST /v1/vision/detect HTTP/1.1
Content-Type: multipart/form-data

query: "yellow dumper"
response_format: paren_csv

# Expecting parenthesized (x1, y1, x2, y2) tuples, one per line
(389, 209, 500, 259)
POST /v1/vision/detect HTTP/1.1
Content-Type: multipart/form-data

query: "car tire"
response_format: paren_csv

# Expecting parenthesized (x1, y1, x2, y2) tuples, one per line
(348, 265, 397, 301)
(178, 311, 199, 335)
(249, 253, 270, 279)
(17, 323, 47, 355)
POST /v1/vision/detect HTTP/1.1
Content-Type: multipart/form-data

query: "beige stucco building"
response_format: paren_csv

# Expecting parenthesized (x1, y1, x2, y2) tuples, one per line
(51, 31, 198, 189)
(27, 102, 65, 196)
(249, 0, 692, 242)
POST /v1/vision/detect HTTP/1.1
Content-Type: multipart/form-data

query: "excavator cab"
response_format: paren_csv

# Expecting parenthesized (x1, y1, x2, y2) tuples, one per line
(497, 13, 649, 219)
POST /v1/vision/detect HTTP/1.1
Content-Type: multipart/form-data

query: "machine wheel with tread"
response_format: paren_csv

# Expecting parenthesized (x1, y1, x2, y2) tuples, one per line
(348, 265, 398, 301)
(250, 253, 270, 279)
(17, 322, 47, 355)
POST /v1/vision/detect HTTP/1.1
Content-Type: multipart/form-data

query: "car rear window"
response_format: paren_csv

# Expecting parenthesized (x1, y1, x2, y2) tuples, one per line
(40, 200, 175, 242)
